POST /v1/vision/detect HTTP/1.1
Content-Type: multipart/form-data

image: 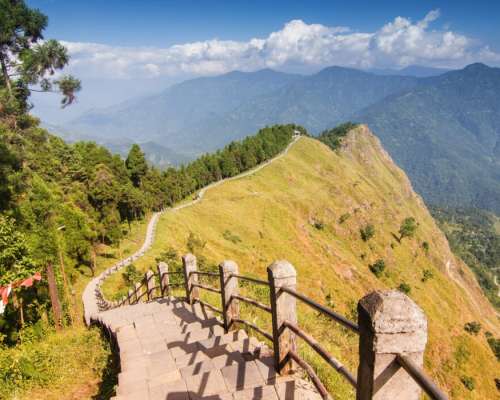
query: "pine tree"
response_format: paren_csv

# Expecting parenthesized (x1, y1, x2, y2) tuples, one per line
(125, 144, 148, 187)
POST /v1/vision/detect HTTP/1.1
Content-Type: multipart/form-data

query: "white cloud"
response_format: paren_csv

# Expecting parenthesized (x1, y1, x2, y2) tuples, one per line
(61, 11, 500, 80)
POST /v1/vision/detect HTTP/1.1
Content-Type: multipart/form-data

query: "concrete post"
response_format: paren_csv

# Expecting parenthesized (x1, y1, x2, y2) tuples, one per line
(158, 262, 169, 297)
(356, 290, 428, 400)
(219, 260, 239, 332)
(127, 288, 133, 305)
(268, 260, 297, 375)
(182, 253, 199, 304)
(134, 282, 142, 303)
(145, 270, 155, 301)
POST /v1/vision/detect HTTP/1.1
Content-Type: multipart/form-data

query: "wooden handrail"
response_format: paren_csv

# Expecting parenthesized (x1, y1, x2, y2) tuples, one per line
(287, 350, 330, 400)
(281, 287, 359, 333)
(396, 355, 449, 400)
(231, 294, 272, 313)
(283, 320, 357, 387)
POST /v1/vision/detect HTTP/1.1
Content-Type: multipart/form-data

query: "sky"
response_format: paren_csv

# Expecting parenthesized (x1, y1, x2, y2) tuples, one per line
(27, 0, 500, 123)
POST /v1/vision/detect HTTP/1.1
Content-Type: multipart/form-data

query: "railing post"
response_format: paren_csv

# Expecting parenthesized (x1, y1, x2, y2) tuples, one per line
(145, 270, 155, 301)
(134, 282, 141, 303)
(356, 290, 428, 400)
(182, 253, 199, 304)
(127, 288, 133, 305)
(158, 262, 169, 297)
(219, 260, 239, 333)
(268, 260, 297, 375)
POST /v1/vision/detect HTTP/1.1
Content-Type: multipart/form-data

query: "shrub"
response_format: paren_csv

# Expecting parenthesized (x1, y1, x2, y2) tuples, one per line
(486, 336, 500, 361)
(369, 259, 385, 277)
(399, 217, 418, 240)
(122, 264, 142, 287)
(312, 220, 325, 230)
(464, 321, 481, 335)
(360, 224, 375, 242)
(223, 229, 242, 244)
(187, 232, 206, 253)
(422, 241, 430, 253)
(398, 282, 411, 294)
(338, 213, 350, 224)
(422, 269, 434, 282)
(460, 376, 475, 391)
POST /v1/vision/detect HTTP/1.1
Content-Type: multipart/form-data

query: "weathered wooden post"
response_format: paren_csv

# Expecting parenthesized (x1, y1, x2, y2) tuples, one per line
(182, 253, 199, 304)
(219, 260, 239, 332)
(158, 262, 169, 297)
(134, 282, 142, 303)
(356, 290, 428, 400)
(268, 260, 297, 375)
(145, 270, 155, 301)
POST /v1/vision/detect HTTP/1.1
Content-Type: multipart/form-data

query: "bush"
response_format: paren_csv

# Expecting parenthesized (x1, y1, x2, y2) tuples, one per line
(360, 224, 375, 242)
(422, 241, 430, 253)
(338, 213, 350, 224)
(399, 217, 418, 240)
(369, 259, 385, 277)
(460, 376, 475, 391)
(223, 229, 242, 244)
(398, 282, 411, 294)
(422, 269, 434, 282)
(486, 335, 500, 361)
(122, 264, 142, 287)
(464, 321, 481, 335)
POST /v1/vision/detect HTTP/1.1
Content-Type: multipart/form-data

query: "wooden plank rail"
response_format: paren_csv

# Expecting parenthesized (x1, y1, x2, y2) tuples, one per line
(97, 255, 449, 400)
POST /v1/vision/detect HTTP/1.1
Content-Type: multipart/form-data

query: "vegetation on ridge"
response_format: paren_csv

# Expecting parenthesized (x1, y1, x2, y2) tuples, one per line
(103, 127, 500, 399)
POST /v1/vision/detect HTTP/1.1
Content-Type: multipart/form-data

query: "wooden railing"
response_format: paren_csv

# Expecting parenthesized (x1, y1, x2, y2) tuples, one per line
(98, 254, 449, 400)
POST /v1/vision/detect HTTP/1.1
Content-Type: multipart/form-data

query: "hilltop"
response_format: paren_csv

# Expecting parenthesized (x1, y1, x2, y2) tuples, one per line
(103, 125, 500, 399)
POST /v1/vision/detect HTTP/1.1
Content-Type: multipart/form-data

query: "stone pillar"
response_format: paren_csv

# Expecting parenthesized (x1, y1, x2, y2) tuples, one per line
(356, 290, 428, 400)
(145, 270, 155, 301)
(127, 288, 133, 305)
(182, 253, 199, 304)
(219, 260, 239, 332)
(134, 282, 142, 303)
(268, 260, 297, 375)
(158, 262, 169, 297)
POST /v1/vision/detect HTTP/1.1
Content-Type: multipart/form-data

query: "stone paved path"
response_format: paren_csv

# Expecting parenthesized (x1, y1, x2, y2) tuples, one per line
(99, 298, 321, 400)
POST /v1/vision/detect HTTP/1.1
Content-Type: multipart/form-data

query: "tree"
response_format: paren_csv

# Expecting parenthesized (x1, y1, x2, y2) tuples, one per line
(360, 224, 375, 241)
(125, 144, 148, 187)
(0, 0, 80, 114)
(399, 217, 418, 241)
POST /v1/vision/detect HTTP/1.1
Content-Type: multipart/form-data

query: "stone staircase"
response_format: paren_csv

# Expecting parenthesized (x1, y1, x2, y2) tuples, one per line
(97, 298, 322, 400)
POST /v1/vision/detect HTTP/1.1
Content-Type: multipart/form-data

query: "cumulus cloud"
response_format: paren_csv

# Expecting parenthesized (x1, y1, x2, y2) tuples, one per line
(61, 10, 500, 79)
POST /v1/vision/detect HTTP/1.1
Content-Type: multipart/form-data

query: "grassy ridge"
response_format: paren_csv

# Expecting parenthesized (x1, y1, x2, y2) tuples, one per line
(103, 127, 499, 399)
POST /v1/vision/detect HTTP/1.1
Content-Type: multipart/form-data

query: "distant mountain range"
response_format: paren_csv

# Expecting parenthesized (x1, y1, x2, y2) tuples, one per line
(55, 63, 500, 213)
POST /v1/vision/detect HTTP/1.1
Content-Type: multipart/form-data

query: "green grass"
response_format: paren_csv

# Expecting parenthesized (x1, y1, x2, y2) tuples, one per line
(101, 128, 500, 399)
(0, 324, 113, 400)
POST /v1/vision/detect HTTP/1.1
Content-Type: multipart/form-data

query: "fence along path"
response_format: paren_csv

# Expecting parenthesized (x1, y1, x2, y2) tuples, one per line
(83, 134, 450, 399)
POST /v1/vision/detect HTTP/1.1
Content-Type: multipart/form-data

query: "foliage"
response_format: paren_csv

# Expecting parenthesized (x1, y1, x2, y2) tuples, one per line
(338, 213, 350, 224)
(463, 321, 481, 335)
(369, 259, 385, 277)
(422, 241, 430, 253)
(0, 0, 80, 123)
(422, 269, 434, 282)
(222, 230, 242, 244)
(399, 217, 418, 240)
(360, 223, 375, 242)
(485, 333, 500, 361)
(461, 376, 475, 391)
(317, 122, 359, 150)
(431, 206, 500, 309)
(397, 282, 411, 295)
(122, 264, 142, 287)
(0, 216, 36, 285)
(125, 144, 148, 187)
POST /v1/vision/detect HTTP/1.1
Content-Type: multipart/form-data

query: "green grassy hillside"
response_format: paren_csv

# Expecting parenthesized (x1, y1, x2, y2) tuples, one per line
(104, 126, 500, 399)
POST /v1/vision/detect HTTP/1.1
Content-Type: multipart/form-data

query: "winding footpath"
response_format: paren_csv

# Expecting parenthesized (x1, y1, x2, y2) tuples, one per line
(83, 135, 302, 326)
(81, 135, 323, 399)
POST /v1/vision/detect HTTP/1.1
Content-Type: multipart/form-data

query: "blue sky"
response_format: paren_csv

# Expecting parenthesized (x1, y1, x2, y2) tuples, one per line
(29, 0, 500, 48)
(27, 0, 500, 124)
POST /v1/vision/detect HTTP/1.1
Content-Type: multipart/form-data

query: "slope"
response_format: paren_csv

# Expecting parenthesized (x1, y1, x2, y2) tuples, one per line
(358, 63, 500, 214)
(104, 126, 500, 399)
